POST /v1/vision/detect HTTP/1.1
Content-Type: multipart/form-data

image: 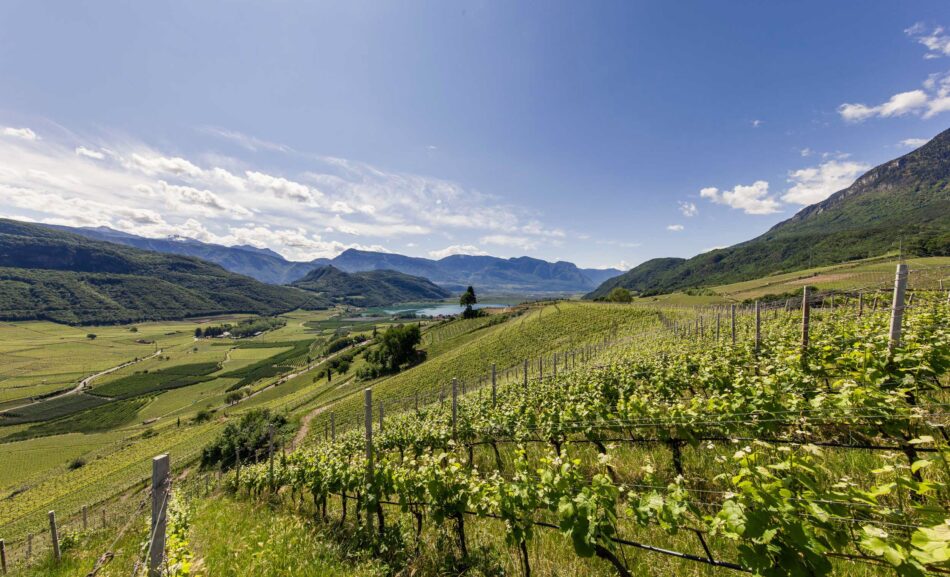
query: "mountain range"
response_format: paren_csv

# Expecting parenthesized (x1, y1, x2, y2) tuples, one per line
(587, 128, 950, 299)
(0, 219, 325, 324)
(291, 265, 451, 308)
(57, 226, 620, 293)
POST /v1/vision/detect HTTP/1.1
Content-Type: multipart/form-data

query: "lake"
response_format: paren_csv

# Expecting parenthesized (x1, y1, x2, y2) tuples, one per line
(383, 303, 509, 317)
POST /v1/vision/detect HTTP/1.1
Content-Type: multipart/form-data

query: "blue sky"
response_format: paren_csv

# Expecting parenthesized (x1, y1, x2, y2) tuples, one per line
(1, 1, 949, 269)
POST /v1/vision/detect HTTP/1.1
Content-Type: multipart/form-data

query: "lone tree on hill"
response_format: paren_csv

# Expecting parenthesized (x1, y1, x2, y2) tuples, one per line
(460, 285, 478, 318)
(607, 287, 633, 303)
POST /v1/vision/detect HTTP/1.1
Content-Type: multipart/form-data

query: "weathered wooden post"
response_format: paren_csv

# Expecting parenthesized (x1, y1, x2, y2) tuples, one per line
(26, 534, 32, 560)
(715, 313, 721, 342)
(730, 304, 736, 345)
(801, 287, 810, 352)
(363, 388, 374, 535)
(82, 505, 88, 531)
(858, 292, 863, 317)
(888, 263, 909, 354)
(101, 508, 106, 528)
(149, 454, 170, 577)
(451, 378, 458, 439)
(754, 301, 761, 353)
(523, 359, 528, 387)
(49, 511, 60, 562)
(538, 356, 543, 381)
(268, 423, 275, 491)
(491, 364, 497, 407)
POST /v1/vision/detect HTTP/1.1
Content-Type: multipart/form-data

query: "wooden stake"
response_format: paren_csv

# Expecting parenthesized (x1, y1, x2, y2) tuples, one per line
(149, 454, 170, 577)
(754, 301, 761, 354)
(491, 364, 497, 407)
(49, 511, 60, 562)
(888, 263, 908, 354)
(451, 378, 458, 439)
(82, 505, 88, 531)
(730, 304, 736, 345)
(801, 287, 810, 352)
(363, 388, 374, 535)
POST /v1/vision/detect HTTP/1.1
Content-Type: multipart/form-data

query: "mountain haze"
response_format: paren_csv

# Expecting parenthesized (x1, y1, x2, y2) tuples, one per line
(587, 128, 950, 299)
(58, 226, 621, 293)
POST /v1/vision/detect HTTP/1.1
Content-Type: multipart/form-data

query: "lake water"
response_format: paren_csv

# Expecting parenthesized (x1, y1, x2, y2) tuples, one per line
(383, 303, 508, 317)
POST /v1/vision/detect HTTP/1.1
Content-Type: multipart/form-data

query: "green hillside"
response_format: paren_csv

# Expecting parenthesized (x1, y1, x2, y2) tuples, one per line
(0, 219, 327, 324)
(588, 128, 950, 299)
(290, 264, 450, 307)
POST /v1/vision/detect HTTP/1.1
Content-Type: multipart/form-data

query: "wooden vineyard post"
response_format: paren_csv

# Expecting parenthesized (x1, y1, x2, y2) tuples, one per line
(26, 534, 31, 560)
(101, 508, 106, 529)
(553, 353, 557, 378)
(715, 313, 720, 342)
(491, 364, 497, 407)
(538, 356, 543, 381)
(236, 447, 241, 486)
(82, 505, 88, 531)
(379, 401, 384, 432)
(754, 301, 761, 354)
(1, 538, 6, 575)
(331, 413, 336, 440)
(730, 304, 736, 345)
(268, 423, 275, 491)
(451, 378, 458, 439)
(49, 511, 60, 562)
(149, 454, 170, 577)
(363, 389, 374, 535)
(801, 287, 810, 353)
(888, 263, 909, 354)
(858, 292, 863, 317)
(523, 359, 528, 388)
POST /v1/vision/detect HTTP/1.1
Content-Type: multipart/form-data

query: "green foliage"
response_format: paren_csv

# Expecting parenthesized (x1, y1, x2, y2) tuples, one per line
(221, 340, 315, 390)
(606, 287, 632, 303)
(90, 362, 221, 399)
(196, 316, 286, 338)
(0, 218, 322, 324)
(359, 324, 424, 379)
(6, 396, 151, 441)
(201, 409, 289, 470)
(0, 393, 109, 425)
(292, 265, 450, 307)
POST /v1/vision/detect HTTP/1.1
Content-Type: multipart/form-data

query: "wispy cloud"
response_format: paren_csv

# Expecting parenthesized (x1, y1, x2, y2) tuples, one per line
(0, 124, 565, 261)
(428, 244, 487, 259)
(899, 137, 929, 148)
(199, 126, 293, 153)
(699, 181, 781, 215)
(782, 159, 870, 205)
(906, 23, 950, 59)
(2, 126, 38, 141)
(666, 224, 684, 231)
(677, 201, 697, 217)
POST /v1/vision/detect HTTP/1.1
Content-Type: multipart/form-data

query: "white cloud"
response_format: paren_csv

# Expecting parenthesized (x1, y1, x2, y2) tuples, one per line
(906, 23, 950, 59)
(800, 148, 813, 157)
(0, 125, 567, 262)
(200, 126, 293, 153)
(751, 119, 763, 128)
(666, 224, 684, 231)
(899, 137, 929, 148)
(699, 181, 781, 215)
(428, 244, 488, 259)
(75, 146, 105, 160)
(838, 90, 929, 122)
(677, 201, 697, 217)
(246, 170, 320, 204)
(782, 159, 870, 205)
(479, 234, 539, 251)
(2, 127, 38, 141)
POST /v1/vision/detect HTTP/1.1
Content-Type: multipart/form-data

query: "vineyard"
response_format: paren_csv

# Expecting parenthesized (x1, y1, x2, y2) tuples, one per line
(229, 282, 950, 576)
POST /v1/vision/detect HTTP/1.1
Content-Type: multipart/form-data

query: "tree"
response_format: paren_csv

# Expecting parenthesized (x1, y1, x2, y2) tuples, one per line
(86, 333, 97, 340)
(460, 286, 479, 318)
(607, 287, 633, 303)
(359, 324, 425, 379)
(194, 327, 203, 338)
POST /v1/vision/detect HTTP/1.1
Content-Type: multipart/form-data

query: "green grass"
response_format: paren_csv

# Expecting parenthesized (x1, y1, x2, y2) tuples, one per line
(0, 431, 127, 493)
(191, 495, 385, 577)
(0, 394, 109, 425)
(220, 340, 315, 389)
(89, 361, 221, 398)
(5, 397, 151, 441)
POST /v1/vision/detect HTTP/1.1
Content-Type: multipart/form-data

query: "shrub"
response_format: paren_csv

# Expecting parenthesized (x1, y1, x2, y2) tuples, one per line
(67, 457, 86, 470)
(201, 409, 289, 470)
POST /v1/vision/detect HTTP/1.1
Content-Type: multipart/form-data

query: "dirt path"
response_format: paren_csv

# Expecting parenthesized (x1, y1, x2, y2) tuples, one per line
(3, 348, 164, 412)
(291, 403, 332, 449)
